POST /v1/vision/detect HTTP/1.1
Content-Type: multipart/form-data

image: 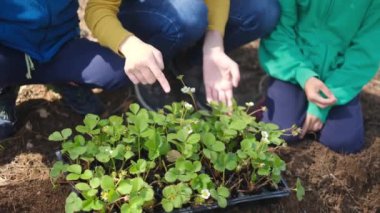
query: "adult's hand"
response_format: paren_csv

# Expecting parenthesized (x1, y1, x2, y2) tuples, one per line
(119, 36, 170, 93)
(300, 113, 323, 139)
(304, 77, 336, 108)
(203, 31, 240, 106)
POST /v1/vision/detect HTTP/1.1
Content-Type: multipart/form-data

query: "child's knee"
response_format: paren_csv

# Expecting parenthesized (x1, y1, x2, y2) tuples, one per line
(238, 0, 280, 35)
(164, 0, 208, 47)
(320, 130, 364, 154)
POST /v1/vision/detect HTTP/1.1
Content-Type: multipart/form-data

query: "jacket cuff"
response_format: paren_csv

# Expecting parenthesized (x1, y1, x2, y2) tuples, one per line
(307, 102, 332, 123)
(295, 68, 319, 89)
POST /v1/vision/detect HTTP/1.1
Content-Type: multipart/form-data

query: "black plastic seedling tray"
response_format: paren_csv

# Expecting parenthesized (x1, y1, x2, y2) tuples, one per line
(56, 151, 290, 213)
(171, 178, 290, 213)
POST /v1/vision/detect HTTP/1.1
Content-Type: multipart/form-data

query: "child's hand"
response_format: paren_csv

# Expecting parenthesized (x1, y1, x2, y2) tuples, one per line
(300, 113, 323, 139)
(119, 35, 170, 93)
(202, 30, 240, 107)
(304, 77, 336, 108)
(203, 50, 239, 106)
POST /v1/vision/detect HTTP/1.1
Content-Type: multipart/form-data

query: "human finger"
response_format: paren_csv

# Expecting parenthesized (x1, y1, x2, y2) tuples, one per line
(319, 84, 337, 104)
(211, 88, 219, 103)
(218, 90, 227, 106)
(206, 86, 213, 103)
(300, 116, 311, 139)
(225, 89, 233, 107)
(152, 49, 165, 70)
(230, 63, 240, 87)
(126, 72, 139, 85)
(140, 67, 156, 84)
(133, 70, 149, 85)
(148, 60, 170, 93)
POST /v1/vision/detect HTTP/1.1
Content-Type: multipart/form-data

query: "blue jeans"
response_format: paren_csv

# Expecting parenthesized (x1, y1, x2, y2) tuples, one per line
(262, 78, 364, 154)
(0, 0, 280, 89)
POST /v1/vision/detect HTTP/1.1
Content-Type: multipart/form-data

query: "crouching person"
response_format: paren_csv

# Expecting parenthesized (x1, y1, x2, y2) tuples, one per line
(259, 0, 380, 153)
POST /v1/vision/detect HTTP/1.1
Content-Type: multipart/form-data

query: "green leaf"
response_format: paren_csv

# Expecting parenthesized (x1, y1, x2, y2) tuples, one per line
(65, 192, 82, 213)
(80, 170, 93, 180)
(75, 183, 91, 191)
(258, 167, 270, 176)
(130, 177, 145, 192)
(83, 114, 99, 130)
(187, 134, 200, 144)
(129, 103, 140, 114)
(95, 153, 110, 163)
(92, 199, 104, 211)
(217, 186, 230, 198)
(176, 129, 189, 142)
(68, 146, 87, 160)
(89, 178, 100, 189)
(212, 141, 225, 152)
(100, 175, 114, 191)
(202, 132, 216, 144)
(164, 169, 178, 183)
(48, 131, 63, 141)
(117, 181, 132, 195)
(296, 178, 305, 201)
(86, 189, 98, 197)
(66, 173, 80, 181)
(229, 120, 247, 131)
(141, 188, 154, 201)
(124, 151, 135, 161)
(75, 125, 88, 134)
(217, 196, 227, 208)
(61, 128, 72, 140)
(50, 161, 65, 178)
(109, 115, 123, 126)
(161, 199, 173, 213)
(129, 159, 147, 175)
(67, 164, 82, 174)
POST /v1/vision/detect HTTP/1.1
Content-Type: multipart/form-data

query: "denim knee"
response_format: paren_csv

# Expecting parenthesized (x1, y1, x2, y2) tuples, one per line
(320, 128, 365, 154)
(170, 0, 208, 48)
(240, 0, 280, 35)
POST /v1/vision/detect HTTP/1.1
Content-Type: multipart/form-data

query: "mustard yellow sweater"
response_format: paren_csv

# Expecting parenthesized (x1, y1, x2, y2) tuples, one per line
(85, 0, 230, 53)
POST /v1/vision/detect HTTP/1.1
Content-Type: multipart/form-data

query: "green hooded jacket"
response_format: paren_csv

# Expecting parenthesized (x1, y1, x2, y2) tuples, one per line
(259, 0, 380, 122)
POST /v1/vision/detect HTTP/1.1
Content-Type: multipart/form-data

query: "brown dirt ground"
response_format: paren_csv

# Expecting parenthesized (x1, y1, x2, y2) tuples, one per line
(0, 1, 379, 212)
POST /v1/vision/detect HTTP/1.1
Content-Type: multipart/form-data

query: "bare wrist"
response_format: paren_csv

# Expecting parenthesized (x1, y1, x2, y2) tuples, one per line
(118, 35, 138, 56)
(203, 30, 224, 55)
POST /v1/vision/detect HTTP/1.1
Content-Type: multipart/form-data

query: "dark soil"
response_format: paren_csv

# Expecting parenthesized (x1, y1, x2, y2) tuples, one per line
(0, 44, 379, 213)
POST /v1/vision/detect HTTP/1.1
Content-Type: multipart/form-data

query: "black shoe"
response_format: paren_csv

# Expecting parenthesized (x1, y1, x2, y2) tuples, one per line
(134, 69, 182, 111)
(52, 84, 105, 115)
(0, 87, 18, 140)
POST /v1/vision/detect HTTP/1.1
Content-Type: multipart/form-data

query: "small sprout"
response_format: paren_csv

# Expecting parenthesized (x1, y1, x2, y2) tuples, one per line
(295, 178, 305, 201)
(200, 189, 211, 200)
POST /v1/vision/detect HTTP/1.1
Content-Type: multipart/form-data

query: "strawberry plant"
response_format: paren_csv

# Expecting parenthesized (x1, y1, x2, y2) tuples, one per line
(50, 78, 303, 213)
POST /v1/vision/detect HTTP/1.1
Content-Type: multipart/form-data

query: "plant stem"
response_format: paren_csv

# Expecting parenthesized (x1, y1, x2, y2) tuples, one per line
(162, 160, 168, 172)
(137, 136, 141, 159)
